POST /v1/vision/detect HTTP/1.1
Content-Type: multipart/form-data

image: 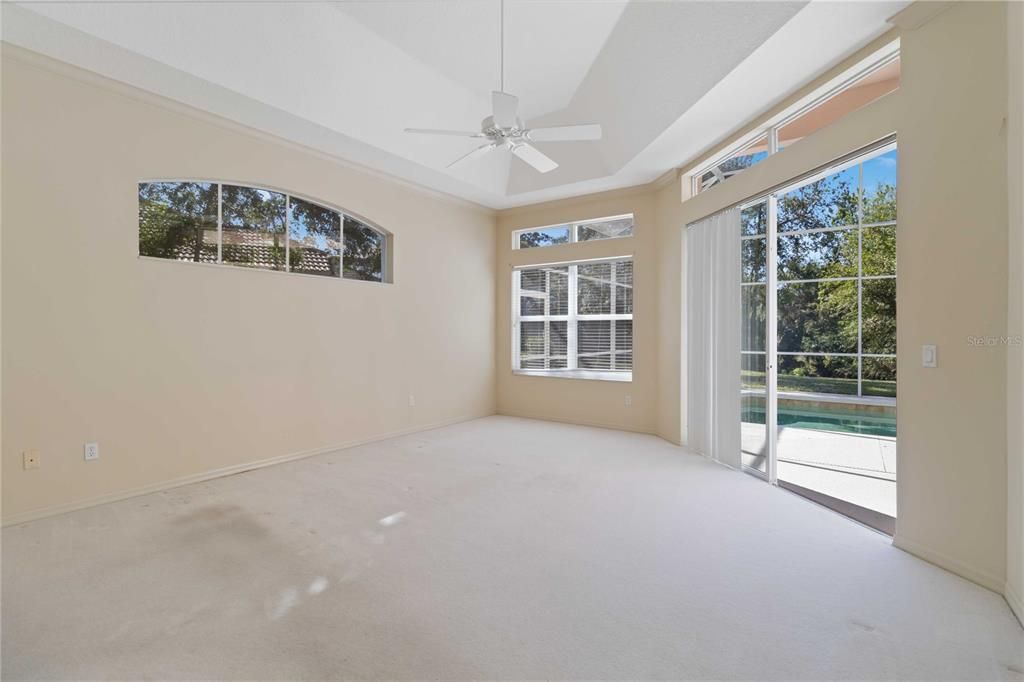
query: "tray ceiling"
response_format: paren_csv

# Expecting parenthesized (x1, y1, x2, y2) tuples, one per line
(2, 1, 907, 208)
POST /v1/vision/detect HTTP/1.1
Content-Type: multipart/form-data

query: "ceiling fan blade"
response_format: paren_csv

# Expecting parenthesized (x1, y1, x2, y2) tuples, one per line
(447, 143, 496, 169)
(525, 124, 602, 142)
(405, 128, 485, 138)
(512, 143, 558, 173)
(492, 91, 519, 129)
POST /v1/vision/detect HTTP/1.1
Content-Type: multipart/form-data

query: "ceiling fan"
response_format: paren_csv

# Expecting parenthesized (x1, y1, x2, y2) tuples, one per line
(404, 0, 602, 174)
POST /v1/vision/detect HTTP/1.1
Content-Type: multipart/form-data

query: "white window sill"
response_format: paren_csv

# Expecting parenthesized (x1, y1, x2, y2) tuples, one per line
(512, 369, 632, 383)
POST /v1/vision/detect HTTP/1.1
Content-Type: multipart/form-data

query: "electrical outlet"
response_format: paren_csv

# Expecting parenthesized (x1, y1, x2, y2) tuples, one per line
(22, 450, 40, 470)
(624, 395, 632, 407)
(408, 394, 416, 407)
(84, 442, 100, 461)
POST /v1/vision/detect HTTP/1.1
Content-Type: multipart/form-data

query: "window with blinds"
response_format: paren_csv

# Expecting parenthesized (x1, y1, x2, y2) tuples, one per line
(513, 258, 633, 378)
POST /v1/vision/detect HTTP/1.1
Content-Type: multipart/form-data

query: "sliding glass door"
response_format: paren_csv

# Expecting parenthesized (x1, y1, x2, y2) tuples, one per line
(740, 199, 770, 477)
(739, 143, 897, 532)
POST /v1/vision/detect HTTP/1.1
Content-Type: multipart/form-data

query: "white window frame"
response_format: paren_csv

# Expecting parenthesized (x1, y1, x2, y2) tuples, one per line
(138, 178, 392, 284)
(511, 213, 634, 250)
(512, 256, 633, 382)
(688, 41, 900, 197)
(695, 133, 769, 193)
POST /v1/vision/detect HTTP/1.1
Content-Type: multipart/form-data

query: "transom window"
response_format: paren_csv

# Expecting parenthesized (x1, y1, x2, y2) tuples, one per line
(513, 257, 633, 381)
(138, 181, 388, 283)
(692, 46, 900, 195)
(513, 214, 633, 250)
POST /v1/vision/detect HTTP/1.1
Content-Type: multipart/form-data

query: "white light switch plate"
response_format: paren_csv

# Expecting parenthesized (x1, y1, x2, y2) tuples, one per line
(922, 344, 937, 368)
(84, 442, 100, 461)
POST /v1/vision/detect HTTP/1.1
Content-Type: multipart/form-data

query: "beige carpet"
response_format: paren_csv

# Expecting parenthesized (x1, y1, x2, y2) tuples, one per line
(3, 416, 1022, 680)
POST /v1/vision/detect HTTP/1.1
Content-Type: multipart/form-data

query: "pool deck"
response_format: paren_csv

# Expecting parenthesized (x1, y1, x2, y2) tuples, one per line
(742, 422, 897, 519)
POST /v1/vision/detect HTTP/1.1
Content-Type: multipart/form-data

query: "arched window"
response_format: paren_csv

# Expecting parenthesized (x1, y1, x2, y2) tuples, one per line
(138, 181, 389, 283)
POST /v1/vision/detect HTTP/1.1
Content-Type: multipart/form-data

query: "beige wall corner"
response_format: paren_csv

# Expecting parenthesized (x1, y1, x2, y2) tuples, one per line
(1, 50, 497, 523)
(653, 175, 687, 446)
(1007, 0, 1024, 626)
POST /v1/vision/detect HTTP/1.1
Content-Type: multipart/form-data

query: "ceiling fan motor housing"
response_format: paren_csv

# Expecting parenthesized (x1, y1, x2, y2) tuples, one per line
(481, 115, 525, 146)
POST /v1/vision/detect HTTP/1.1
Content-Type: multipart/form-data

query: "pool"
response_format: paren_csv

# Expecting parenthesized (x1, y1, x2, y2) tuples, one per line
(741, 400, 896, 438)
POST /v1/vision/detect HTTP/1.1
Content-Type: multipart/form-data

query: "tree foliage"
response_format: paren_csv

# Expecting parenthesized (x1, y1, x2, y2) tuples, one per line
(290, 197, 341, 276)
(742, 163, 897, 394)
(220, 186, 286, 269)
(138, 182, 217, 261)
(519, 227, 570, 249)
(343, 217, 384, 281)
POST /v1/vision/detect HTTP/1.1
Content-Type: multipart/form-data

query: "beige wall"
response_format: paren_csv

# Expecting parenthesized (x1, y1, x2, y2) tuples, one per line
(654, 177, 687, 445)
(892, 0, 1007, 592)
(1007, 0, 1024, 623)
(494, 187, 658, 434)
(1, 49, 497, 523)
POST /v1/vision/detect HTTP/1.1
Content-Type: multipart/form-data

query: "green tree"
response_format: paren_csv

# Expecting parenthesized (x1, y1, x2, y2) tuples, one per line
(138, 182, 217, 261)
(519, 228, 569, 248)
(343, 217, 384, 281)
(220, 186, 287, 270)
(773, 170, 896, 389)
(290, 197, 341, 276)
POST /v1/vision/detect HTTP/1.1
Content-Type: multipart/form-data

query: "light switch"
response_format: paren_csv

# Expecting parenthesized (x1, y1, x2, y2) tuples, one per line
(922, 344, 937, 368)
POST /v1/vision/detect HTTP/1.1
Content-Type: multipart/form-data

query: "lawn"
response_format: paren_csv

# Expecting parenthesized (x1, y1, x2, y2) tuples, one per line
(741, 371, 895, 398)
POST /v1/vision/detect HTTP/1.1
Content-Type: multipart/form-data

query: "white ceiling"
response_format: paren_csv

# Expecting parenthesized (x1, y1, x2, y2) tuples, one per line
(1, 0, 907, 209)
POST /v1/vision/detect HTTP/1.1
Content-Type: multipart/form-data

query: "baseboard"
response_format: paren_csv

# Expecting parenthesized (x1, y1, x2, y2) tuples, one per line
(892, 534, 1006, 594)
(1006, 581, 1024, 629)
(495, 409, 657, 438)
(2, 413, 492, 527)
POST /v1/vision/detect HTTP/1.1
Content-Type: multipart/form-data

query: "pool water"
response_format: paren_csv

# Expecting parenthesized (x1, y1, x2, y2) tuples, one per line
(742, 405, 896, 438)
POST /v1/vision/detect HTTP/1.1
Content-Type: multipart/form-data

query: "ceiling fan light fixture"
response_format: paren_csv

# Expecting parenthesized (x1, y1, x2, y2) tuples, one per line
(403, 0, 602, 174)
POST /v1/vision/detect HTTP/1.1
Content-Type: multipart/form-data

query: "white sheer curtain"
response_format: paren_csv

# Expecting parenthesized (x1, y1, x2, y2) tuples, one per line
(685, 207, 742, 469)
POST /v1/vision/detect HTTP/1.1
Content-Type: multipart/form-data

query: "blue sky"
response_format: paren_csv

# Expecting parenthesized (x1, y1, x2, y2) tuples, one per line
(862, 149, 897, 195)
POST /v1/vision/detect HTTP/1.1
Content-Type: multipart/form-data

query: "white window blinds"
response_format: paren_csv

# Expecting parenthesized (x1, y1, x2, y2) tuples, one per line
(513, 258, 633, 376)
